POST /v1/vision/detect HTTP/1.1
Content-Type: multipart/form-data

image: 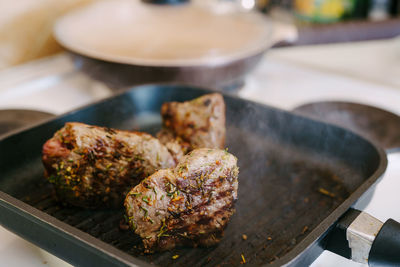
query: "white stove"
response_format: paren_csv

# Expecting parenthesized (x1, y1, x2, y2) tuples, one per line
(0, 38, 400, 267)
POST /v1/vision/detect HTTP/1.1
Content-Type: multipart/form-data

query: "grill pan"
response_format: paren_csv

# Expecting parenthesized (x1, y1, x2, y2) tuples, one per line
(0, 84, 386, 266)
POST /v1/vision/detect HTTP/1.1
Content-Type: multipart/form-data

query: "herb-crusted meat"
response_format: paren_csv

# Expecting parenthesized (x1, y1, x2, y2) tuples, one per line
(157, 93, 226, 160)
(42, 122, 175, 208)
(124, 148, 239, 252)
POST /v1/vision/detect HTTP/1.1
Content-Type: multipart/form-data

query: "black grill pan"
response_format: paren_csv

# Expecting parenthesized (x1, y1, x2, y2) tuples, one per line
(0, 84, 386, 266)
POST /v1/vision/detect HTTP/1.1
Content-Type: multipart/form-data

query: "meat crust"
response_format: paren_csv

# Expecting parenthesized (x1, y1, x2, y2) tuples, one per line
(124, 148, 239, 252)
(157, 93, 226, 161)
(42, 122, 175, 208)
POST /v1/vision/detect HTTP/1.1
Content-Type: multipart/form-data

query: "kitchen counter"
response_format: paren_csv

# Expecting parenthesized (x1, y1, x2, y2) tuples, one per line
(1, 38, 399, 266)
(272, 36, 400, 89)
(241, 43, 400, 114)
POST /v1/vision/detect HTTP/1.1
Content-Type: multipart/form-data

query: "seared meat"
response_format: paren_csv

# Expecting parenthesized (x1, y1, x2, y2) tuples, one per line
(42, 94, 226, 209)
(42, 122, 175, 208)
(124, 148, 239, 252)
(157, 93, 226, 160)
(156, 129, 189, 163)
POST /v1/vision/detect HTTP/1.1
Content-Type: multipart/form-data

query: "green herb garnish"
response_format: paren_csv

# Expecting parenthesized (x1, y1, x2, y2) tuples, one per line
(142, 196, 151, 204)
(140, 206, 148, 217)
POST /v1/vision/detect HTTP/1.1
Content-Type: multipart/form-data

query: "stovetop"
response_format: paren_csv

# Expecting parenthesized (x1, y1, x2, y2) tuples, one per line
(0, 39, 399, 267)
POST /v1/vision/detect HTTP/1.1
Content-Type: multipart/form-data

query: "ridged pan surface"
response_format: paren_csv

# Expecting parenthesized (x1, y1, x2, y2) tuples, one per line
(0, 85, 386, 266)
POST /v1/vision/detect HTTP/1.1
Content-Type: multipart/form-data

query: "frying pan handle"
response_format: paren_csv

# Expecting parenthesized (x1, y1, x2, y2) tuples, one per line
(270, 21, 298, 45)
(369, 219, 400, 266)
(325, 208, 400, 266)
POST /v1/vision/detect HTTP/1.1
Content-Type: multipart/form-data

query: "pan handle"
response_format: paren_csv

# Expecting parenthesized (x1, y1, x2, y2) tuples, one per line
(325, 208, 400, 266)
(369, 218, 400, 266)
(270, 21, 298, 45)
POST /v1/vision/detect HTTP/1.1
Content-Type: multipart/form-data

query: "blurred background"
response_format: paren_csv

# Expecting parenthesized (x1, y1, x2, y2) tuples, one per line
(1, 0, 400, 69)
(0, 0, 93, 69)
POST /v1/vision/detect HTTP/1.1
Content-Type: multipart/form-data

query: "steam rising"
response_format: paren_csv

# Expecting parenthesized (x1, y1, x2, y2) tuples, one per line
(294, 101, 400, 151)
(224, 98, 379, 194)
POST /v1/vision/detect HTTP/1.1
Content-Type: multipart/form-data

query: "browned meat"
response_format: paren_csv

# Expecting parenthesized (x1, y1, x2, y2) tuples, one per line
(42, 122, 175, 208)
(157, 93, 226, 161)
(156, 129, 189, 163)
(124, 148, 239, 252)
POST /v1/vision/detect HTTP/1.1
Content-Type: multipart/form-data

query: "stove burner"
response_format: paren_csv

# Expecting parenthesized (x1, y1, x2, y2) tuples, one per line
(0, 109, 55, 138)
(293, 101, 400, 151)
